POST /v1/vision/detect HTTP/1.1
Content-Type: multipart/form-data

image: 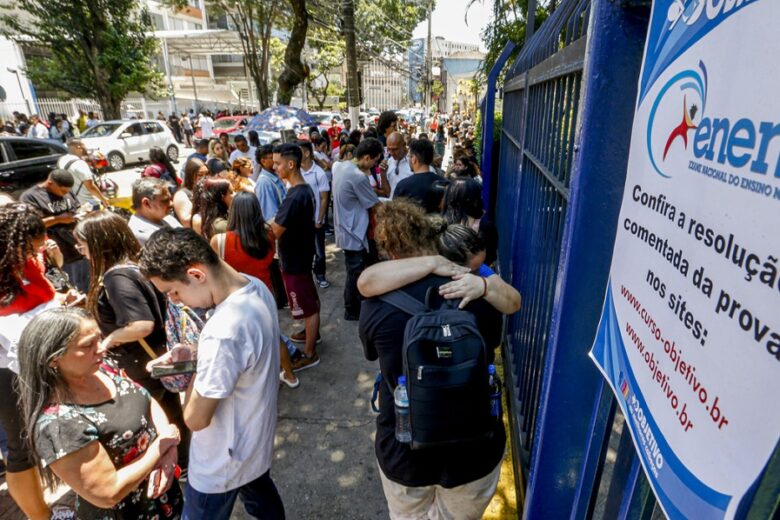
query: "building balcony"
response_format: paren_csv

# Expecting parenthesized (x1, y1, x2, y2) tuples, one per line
(177, 5, 203, 19)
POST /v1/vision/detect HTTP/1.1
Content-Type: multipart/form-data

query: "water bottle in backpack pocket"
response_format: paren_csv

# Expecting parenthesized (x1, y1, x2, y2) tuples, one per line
(394, 376, 412, 443)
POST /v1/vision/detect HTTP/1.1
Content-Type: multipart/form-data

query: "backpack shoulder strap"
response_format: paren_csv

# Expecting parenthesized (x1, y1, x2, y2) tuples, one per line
(378, 290, 427, 316)
(63, 158, 79, 171)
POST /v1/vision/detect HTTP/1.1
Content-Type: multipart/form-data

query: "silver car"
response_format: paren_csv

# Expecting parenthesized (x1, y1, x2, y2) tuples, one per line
(80, 119, 179, 171)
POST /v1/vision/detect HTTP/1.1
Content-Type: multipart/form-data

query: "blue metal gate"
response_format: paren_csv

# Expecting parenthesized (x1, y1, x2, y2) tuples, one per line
(488, 0, 780, 518)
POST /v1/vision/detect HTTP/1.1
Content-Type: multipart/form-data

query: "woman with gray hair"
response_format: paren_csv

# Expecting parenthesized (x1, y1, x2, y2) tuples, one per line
(17, 307, 183, 518)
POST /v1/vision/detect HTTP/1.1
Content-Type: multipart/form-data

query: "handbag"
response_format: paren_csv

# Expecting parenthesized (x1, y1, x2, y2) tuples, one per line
(43, 252, 73, 292)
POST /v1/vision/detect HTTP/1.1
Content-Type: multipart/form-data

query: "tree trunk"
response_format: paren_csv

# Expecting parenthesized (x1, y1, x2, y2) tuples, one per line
(342, 0, 360, 125)
(258, 7, 275, 109)
(99, 93, 122, 120)
(277, 0, 308, 105)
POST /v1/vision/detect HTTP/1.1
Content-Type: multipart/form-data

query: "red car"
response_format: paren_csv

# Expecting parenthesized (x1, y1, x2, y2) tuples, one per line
(196, 116, 249, 138)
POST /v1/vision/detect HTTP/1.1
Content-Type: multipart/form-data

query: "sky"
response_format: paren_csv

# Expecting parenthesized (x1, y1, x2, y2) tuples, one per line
(412, 0, 492, 52)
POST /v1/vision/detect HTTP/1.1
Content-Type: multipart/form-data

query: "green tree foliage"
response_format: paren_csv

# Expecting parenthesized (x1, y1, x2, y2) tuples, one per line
(351, 0, 429, 62)
(305, 26, 345, 110)
(305, 0, 431, 106)
(205, 0, 282, 109)
(1, 0, 164, 119)
(467, 0, 554, 76)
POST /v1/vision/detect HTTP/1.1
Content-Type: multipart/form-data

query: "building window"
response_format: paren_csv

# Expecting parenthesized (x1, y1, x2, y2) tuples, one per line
(150, 13, 166, 30)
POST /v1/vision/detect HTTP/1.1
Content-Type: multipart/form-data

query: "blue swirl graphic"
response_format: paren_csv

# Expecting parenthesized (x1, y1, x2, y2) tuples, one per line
(646, 61, 707, 179)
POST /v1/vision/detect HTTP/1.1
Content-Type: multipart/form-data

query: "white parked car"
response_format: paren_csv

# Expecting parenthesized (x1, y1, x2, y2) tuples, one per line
(309, 111, 343, 129)
(80, 120, 179, 171)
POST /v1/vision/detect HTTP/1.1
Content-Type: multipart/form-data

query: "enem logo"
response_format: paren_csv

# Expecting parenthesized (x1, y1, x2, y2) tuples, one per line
(647, 60, 780, 180)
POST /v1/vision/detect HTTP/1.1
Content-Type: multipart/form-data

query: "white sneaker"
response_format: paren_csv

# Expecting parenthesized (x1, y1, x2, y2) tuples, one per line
(280, 371, 300, 388)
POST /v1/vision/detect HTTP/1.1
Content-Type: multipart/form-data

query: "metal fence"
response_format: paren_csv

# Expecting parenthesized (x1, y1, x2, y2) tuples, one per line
(496, 0, 590, 472)
(0, 98, 103, 120)
(0, 96, 245, 123)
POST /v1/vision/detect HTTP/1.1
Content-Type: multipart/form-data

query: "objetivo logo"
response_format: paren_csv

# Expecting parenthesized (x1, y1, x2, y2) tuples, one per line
(646, 61, 708, 179)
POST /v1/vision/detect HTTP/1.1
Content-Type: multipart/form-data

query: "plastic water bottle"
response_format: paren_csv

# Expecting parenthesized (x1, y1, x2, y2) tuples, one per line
(394, 376, 412, 443)
(488, 365, 502, 418)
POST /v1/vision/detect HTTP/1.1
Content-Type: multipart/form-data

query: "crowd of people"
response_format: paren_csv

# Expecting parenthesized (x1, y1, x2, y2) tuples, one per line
(0, 108, 520, 520)
(1, 111, 102, 141)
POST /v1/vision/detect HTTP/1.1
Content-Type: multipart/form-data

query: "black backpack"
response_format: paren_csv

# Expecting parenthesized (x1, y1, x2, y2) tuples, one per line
(379, 288, 493, 450)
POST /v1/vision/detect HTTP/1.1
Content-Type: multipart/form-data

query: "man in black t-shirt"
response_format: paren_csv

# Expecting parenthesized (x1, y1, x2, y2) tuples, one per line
(20, 169, 90, 292)
(270, 143, 321, 372)
(393, 139, 442, 213)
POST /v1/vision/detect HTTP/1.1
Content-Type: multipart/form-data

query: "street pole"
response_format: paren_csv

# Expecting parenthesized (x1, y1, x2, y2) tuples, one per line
(425, 0, 432, 116)
(8, 68, 32, 114)
(188, 54, 199, 113)
(162, 38, 178, 114)
(343, 0, 361, 126)
(244, 56, 254, 112)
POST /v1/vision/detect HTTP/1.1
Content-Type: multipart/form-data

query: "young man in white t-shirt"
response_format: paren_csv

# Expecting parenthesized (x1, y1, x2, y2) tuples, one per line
(139, 227, 285, 520)
(199, 112, 215, 139)
(299, 141, 331, 288)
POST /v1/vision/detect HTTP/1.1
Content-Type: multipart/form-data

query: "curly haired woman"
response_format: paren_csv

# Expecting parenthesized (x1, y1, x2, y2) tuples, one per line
(0, 203, 75, 520)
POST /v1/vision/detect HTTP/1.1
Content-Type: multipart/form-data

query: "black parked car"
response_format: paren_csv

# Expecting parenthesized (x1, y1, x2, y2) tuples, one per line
(0, 137, 67, 198)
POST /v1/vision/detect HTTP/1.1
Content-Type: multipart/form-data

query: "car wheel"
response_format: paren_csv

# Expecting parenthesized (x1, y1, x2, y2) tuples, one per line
(108, 152, 125, 171)
(166, 145, 179, 162)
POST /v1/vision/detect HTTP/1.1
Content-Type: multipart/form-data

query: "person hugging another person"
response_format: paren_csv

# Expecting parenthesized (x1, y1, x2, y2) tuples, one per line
(358, 199, 519, 520)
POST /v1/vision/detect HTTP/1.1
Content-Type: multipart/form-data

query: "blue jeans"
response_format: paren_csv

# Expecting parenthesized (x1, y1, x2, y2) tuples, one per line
(183, 470, 285, 520)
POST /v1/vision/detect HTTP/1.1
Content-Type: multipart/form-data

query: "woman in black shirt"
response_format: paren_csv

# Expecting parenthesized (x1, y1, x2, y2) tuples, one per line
(74, 211, 189, 469)
(17, 307, 182, 519)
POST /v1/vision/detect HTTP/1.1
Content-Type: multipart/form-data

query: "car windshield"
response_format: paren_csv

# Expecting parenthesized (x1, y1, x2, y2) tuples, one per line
(311, 114, 335, 124)
(81, 123, 121, 137)
(214, 118, 240, 129)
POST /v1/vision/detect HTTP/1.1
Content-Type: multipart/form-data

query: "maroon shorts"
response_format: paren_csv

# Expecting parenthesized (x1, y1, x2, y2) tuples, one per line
(282, 272, 320, 319)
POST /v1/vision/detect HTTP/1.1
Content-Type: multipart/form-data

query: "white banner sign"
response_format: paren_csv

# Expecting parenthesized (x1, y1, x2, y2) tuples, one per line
(589, 1, 780, 518)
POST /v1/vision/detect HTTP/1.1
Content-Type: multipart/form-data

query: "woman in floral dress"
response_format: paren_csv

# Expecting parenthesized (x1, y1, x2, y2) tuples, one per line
(16, 307, 183, 519)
